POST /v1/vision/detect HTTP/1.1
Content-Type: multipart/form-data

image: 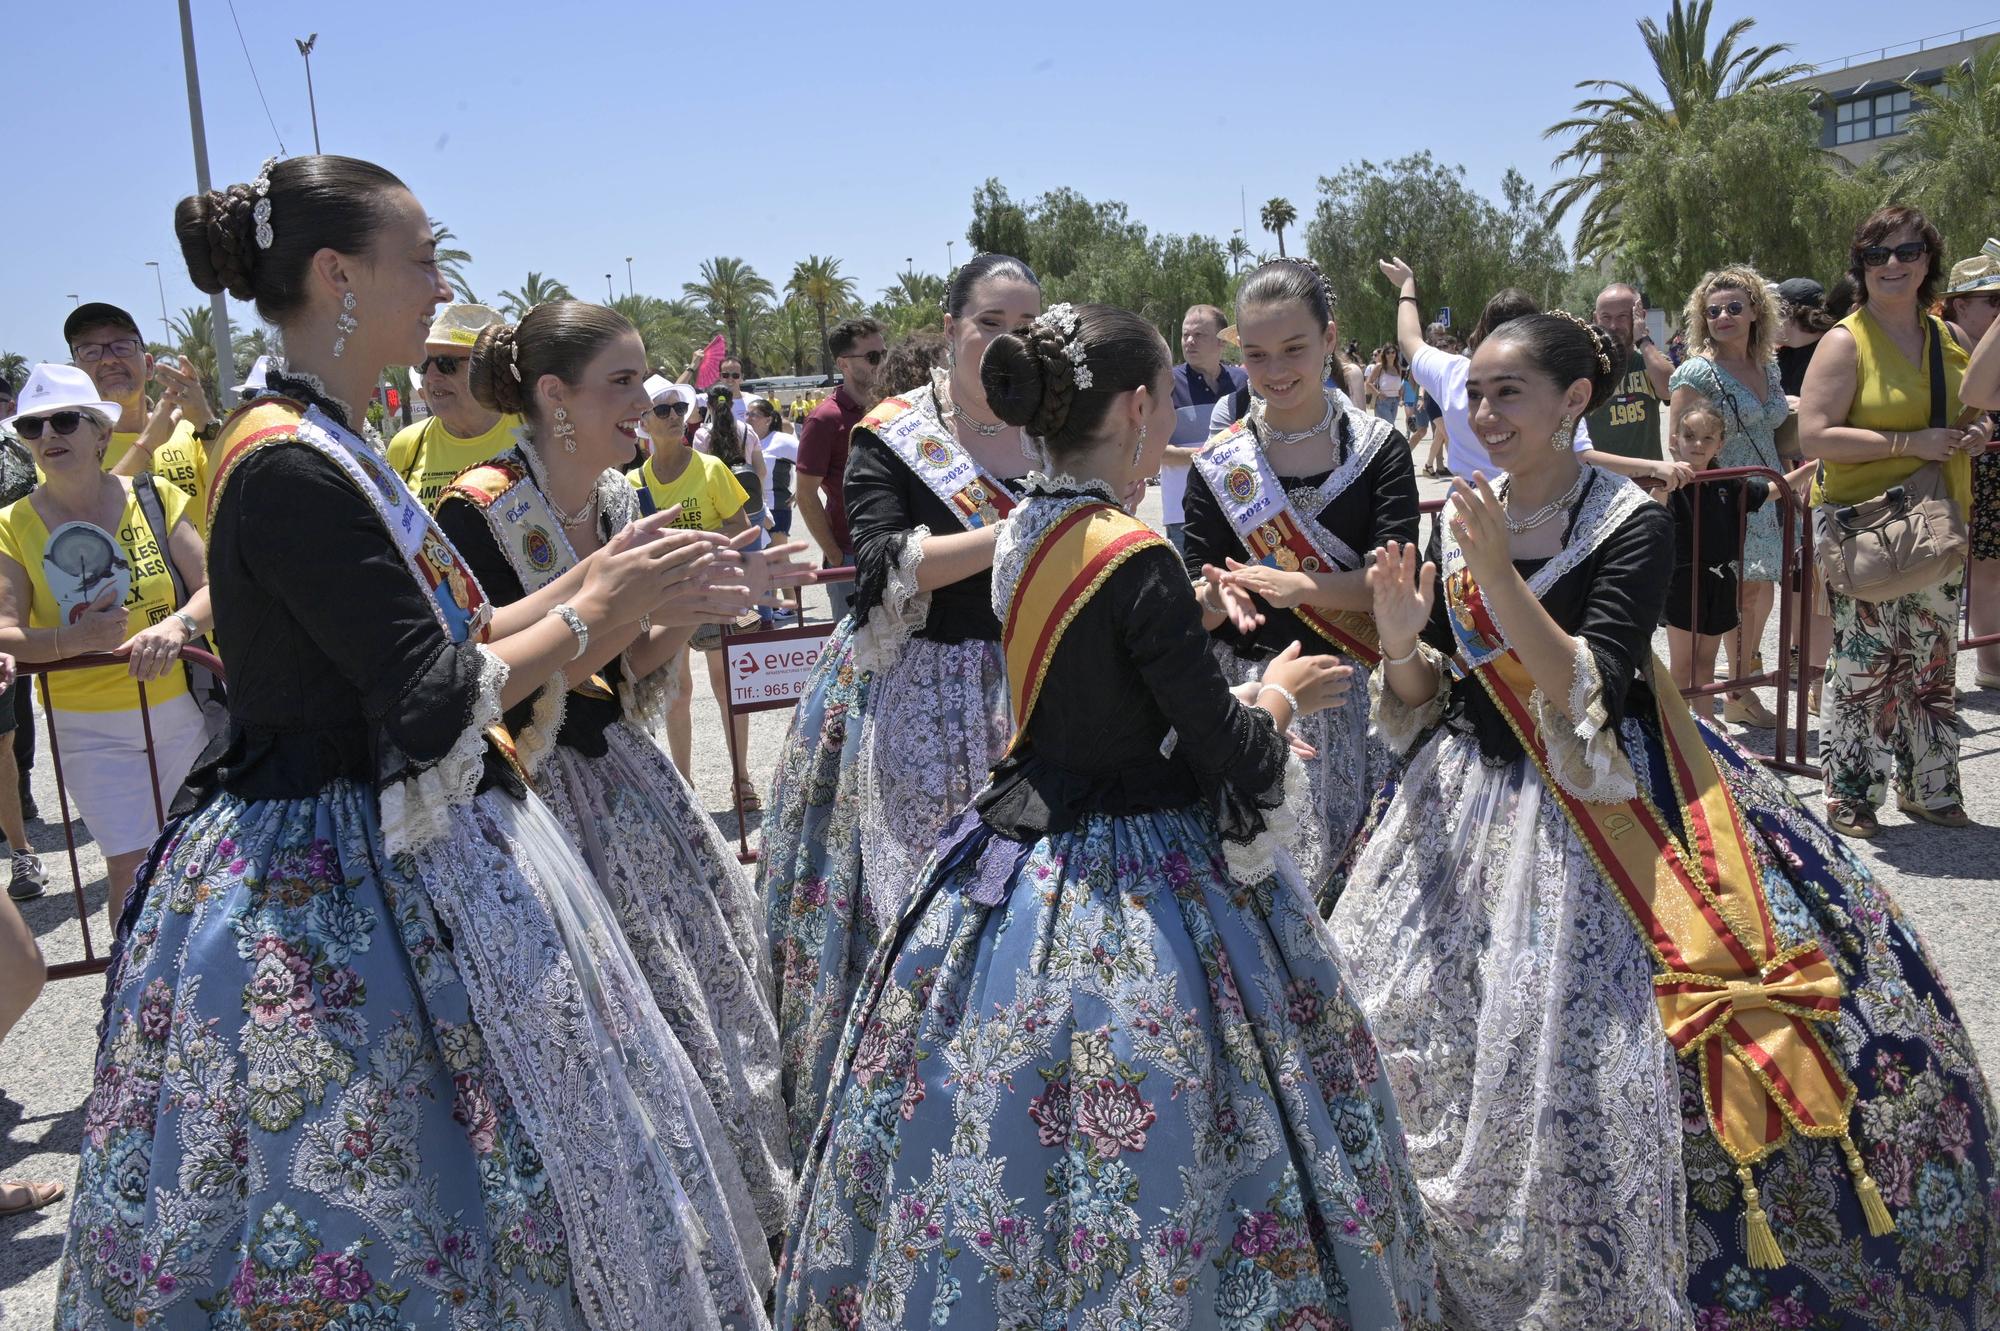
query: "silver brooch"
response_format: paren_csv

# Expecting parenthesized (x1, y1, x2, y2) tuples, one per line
(250, 156, 278, 250)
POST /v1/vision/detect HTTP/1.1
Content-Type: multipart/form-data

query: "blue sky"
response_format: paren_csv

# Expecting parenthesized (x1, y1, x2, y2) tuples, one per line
(1, 0, 1985, 364)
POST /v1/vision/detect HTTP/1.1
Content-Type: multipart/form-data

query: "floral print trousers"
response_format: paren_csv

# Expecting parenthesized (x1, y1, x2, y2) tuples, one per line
(1822, 577, 1962, 812)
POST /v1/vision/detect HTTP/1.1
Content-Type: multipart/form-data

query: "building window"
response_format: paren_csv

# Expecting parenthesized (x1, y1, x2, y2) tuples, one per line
(1834, 89, 1914, 144)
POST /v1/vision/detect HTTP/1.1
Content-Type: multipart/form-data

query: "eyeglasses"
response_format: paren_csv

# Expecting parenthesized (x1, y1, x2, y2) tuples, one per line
(839, 348, 886, 366)
(70, 337, 141, 364)
(650, 401, 687, 419)
(419, 354, 465, 376)
(14, 411, 92, 441)
(719, 370, 744, 380)
(1860, 242, 1929, 268)
(1705, 300, 1746, 319)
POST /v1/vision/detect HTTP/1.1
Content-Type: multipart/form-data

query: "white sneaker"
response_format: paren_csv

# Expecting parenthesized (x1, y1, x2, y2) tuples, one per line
(7, 851, 47, 902)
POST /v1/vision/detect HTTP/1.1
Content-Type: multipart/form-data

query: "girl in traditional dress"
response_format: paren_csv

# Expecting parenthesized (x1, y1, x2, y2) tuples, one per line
(780, 303, 1440, 1331)
(761, 253, 1042, 1162)
(1334, 312, 1998, 1328)
(1186, 259, 1416, 904)
(57, 155, 776, 1330)
(430, 299, 806, 1241)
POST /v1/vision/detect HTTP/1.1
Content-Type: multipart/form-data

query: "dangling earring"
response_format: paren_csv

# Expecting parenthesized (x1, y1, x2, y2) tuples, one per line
(1551, 412, 1576, 451)
(1131, 420, 1149, 471)
(332, 291, 358, 359)
(553, 406, 576, 454)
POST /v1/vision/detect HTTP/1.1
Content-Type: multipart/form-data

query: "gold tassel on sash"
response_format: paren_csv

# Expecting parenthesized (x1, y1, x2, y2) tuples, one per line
(1738, 1164, 1787, 1269)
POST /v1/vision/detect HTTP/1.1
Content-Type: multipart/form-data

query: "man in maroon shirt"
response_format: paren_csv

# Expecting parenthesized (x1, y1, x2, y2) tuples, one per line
(795, 316, 885, 618)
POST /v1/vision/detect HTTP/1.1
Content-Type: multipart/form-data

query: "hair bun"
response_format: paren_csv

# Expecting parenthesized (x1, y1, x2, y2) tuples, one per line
(469, 322, 527, 414)
(175, 183, 260, 300)
(981, 329, 1046, 434)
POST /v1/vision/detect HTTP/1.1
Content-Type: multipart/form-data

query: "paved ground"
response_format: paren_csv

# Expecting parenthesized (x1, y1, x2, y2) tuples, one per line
(5, 454, 1999, 1327)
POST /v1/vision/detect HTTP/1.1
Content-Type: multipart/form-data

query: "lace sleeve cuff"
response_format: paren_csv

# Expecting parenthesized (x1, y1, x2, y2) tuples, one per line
(1221, 746, 1306, 886)
(1530, 636, 1636, 803)
(510, 671, 568, 780)
(381, 644, 508, 856)
(1369, 642, 1453, 754)
(851, 524, 932, 673)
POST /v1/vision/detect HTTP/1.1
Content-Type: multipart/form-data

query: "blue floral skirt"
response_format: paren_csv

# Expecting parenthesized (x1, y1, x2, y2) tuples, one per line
(779, 805, 1441, 1330)
(56, 781, 767, 1331)
(1332, 714, 2000, 1328)
(761, 622, 1008, 1166)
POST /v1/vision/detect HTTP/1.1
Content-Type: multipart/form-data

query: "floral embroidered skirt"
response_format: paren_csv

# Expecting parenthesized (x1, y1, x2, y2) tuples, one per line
(760, 622, 1009, 1166)
(778, 805, 1441, 1331)
(56, 780, 770, 1331)
(538, 720, 790, 1238)
(1212, 642, 1395, 910)
(1331, 719, 1999, 1329)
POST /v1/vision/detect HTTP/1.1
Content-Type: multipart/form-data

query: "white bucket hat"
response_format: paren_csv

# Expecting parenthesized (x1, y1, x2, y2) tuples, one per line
(2, 363, 122, 433)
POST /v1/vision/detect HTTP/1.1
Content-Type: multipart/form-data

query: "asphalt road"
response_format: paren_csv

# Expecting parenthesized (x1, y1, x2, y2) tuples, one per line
(5, 457, 1999, 1327)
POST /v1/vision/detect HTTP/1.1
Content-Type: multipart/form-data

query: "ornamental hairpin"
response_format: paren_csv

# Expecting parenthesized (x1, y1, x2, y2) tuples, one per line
(1037, 303, 1093, 390)
(1550, 309, 1613, 375)
(250, 156, 278, 251)
(509, 338, 524, 382)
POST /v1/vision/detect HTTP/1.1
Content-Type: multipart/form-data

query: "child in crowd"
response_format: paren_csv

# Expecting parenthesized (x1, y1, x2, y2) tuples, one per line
(1664, 401, 1769, 720)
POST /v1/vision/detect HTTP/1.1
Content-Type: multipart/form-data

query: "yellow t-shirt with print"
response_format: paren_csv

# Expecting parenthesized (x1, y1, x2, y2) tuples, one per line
(387, 413, 522, 508)
(632, 449, 748, 532)
(109, 419, 210, 534)
(0, 479, 193, 712)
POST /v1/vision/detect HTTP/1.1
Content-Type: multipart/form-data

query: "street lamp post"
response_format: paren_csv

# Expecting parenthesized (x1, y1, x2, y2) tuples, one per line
(625, 257, 634, 299)
(605, 274, 614, 303)
(145, 261, 172, 345)
(177, 0, 237, 407)
(946, 240, 955, 270)
(66, 294, 80, 307)
(296, 35, 320, 153)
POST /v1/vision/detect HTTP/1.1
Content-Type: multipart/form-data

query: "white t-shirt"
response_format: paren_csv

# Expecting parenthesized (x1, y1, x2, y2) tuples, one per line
(1409, 343, 1592, 478)
(760, 431, 799, 511)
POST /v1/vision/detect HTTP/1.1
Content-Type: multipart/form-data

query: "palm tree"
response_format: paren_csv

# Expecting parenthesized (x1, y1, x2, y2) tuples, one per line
(169, 306, 219, 403)
(1880, 41, 2000, 252)
(497, 271, 573, 319)
(430, 220, 478, 303)
(610, 294, 707, 373)
(1226, 235, 1251, 275)
(232, 327, 270, 383)
(785, 256, 859, 374)
(1260, 197, 1297, 258)
(0, 351, 26, 390)
(683, 257, 775, 367)
(1542, 0, 1810, 260)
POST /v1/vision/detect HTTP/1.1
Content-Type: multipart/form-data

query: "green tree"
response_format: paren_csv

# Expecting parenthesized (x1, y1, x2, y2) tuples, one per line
(610, 294, 706, 373)
(1226, 234, 1251, 275)
(0, 352, 26, 390)
(497, 272, 573, 318)
(682, 257, 775, 370)
(1307, 153, 1571, 349)
(1882, 41, 2000, 256)
(1260, 197, 1297, 258)
(232, 327, 270, 383)
(786, 256, 859, 374)
(1543, 0, 1810, 261)
(871, 270, 947, 343)
(965, 178, 1032, 263)
(430, 221, 478, 303)
(168, 306, 220, 405)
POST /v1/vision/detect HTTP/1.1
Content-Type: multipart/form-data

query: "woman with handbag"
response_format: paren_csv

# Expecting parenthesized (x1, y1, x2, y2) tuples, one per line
(1799, 205, 1991, 838)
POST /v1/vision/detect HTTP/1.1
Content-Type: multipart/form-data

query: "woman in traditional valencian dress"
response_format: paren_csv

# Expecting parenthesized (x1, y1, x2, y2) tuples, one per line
(1184, 258, 1416, 903)
(779, 303, 1440, 1331)
(57, 155, 774, 1330)
(430, 299, 805, 1242)
(761, 253, 1042, 1161)
(1333, 312, 1999, 1328)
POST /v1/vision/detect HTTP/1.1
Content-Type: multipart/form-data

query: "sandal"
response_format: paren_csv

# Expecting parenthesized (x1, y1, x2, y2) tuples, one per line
(1897, 797, 1971, 828)
(1827, 801, 1879, 839)
(0, 1179, 65, 1216)
(733, 776, 764, 814)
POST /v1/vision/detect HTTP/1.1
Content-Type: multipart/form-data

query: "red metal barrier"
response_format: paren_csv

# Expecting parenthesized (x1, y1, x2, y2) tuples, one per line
(21, 647, 224, 981)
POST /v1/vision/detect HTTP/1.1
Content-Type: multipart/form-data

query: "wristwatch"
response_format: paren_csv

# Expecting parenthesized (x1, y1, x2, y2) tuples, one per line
(193, 421, 221, 442)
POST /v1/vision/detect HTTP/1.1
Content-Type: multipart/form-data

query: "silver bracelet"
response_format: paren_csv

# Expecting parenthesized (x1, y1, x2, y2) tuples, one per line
(1383, 639, 1423, 667)
(552, 603, 588, 661)
(1257, 682, 1300, 716)
(171, 609, 200, 639)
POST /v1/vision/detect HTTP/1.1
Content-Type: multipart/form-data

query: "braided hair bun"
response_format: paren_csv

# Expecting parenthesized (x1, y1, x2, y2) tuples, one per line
(983, 322, 1078, 441)
(979, 304, 1170, 461)
(174, 183, 262, 301)
(468, 322, 529, 414)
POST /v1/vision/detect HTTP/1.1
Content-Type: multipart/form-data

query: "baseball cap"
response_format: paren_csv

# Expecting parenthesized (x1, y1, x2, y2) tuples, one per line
(63, 302, 143, 345)
(1775, 278, 1824, 311)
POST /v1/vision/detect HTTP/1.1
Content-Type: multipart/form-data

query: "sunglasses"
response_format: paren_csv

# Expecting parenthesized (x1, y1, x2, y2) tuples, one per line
(1860, 242, 1929, 268)
(719, 370, 744, 380)
(70, 337, 142, 364)
(15, 411, 94, 440)
(1705, 300, 1746, 319)
(650, 401, 687, 419)
(419, 354, 465, 376)
(840, 348, 886, 366)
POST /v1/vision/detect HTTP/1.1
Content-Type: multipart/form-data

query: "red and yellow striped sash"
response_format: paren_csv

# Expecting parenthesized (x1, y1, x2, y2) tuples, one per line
(1239, 510, 1382, 665)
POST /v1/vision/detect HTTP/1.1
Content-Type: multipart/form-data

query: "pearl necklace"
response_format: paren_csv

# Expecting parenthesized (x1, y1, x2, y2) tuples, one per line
(1499, 468, 1589, 534)
(1250, 391, 1336, 446)
(519, 438, 601, 528)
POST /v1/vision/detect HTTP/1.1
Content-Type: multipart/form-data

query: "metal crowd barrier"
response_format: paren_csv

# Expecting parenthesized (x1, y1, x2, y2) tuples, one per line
(21, 648, 224, 982)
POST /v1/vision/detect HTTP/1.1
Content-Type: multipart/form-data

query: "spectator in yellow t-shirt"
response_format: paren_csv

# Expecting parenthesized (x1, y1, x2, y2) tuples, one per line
(632, 387, 761, 805)
(0, 366, 215, 926)
(67, 303, 215, 530)
(386, 304, 522, 507)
